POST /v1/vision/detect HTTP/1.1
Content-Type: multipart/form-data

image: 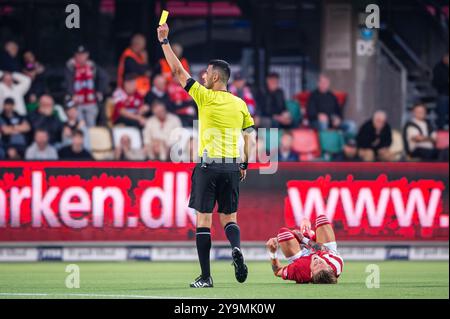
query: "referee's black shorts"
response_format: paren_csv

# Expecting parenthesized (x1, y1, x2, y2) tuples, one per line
(188, 162, 241, 214)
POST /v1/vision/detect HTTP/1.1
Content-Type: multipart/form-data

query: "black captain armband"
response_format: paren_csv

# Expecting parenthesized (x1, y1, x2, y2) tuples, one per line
(239, 162, 248, 170)
(184, 78, 196, 92)
(243, 125, 255, 133)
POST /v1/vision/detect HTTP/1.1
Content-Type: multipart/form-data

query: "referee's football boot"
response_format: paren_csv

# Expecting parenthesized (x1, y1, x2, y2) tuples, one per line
(231, 247, 248, 283)
(190, 275, 214, 288)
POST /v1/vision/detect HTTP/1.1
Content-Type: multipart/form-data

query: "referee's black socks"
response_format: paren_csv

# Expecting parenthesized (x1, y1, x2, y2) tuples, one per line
(224, 222, 241, 249)
(196, 227, 211, 279)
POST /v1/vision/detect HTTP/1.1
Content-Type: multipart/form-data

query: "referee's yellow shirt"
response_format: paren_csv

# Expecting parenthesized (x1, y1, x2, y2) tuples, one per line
(187, 80, 254, 158)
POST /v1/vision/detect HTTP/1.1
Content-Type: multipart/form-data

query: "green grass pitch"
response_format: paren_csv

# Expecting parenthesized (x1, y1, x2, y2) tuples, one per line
(0, 261, 448, 299)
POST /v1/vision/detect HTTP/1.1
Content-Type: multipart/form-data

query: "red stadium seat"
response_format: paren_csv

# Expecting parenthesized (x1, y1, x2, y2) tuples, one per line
(294, 91, 311, 117)
(291, 129, 321, 161)
(436, 130, 449, 150)
(332, 90, 347, 108)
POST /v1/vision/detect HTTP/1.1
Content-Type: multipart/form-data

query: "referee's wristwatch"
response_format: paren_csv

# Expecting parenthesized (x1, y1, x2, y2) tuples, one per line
(160, 38, 169, 45)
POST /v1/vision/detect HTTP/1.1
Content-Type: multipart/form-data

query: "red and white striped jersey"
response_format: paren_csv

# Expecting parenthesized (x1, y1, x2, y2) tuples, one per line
(282, 250, 344, 284)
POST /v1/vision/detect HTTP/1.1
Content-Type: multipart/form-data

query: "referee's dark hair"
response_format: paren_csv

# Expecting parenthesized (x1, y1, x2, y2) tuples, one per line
(208, 59, 231, 84)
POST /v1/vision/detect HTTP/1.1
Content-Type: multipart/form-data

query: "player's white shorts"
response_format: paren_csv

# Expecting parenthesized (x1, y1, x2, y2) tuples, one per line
(287, 242, 339, 264)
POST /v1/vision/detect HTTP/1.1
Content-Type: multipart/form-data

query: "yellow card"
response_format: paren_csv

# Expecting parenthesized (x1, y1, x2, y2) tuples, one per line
(159, 10, 169, 25)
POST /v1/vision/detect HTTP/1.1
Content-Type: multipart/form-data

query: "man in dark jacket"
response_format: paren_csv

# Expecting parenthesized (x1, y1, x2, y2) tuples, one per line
(257, 72, 292, 128)
(432, 52, 449, 129)
(0, 41, 21, 72)
(58, 129, 93, 160)
(28, 95, 63, 146)
(357, 110, 393, 161)
(144, 74, 173, 114)
(307, 74, 342, 131)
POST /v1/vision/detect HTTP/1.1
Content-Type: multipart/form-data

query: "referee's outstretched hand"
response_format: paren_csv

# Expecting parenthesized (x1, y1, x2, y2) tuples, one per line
(240, 169, 247, 182)
(157, 23, 169, 42)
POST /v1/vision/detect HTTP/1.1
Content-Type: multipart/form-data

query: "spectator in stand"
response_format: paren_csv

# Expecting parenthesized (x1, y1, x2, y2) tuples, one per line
(357, 110, 394, 161)
(257, 72, 292, 129)
(0, 128, 4, 159)
(144, 74, 173, 112)
(61, 99, 86, 146)
(307, 74, 355, 135)
(112, 74, 149, 128)
(117, 34, 151, 96)
(58, 129, 93, 160)
(114, 134, 146, 160)
(22, 50, 46, 103)
(0, 41, 21, 72)
(156, 43, 190, 83)
(432, 52, 449, 129)
(337, 139, 362, 162)
(25, 129, 58, 160)
(229, 72, 257, 117)
(168, 68, 207, 127)
(0, 70, 31, 115)
(4, 145, 22, 160)
(143, 100, 182, 161)
(64, 45, 109, 127)
(0, 97, 31, 156)
(278, 131, 299, 162)
(403, 103, 438, 161)
(28, 95, 64, 145)
(167, 74, 196, 127)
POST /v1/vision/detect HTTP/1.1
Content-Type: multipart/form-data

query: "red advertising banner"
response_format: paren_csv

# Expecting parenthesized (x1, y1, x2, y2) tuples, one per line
(0, 161, 448, 242)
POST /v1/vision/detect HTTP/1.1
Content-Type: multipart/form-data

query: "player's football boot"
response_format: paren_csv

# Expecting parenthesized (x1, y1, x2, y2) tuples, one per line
(190, 275, 214, 288)
(231, 247, 248, 283)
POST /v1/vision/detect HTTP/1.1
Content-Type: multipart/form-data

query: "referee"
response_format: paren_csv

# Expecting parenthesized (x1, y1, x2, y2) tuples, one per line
(157, 23, 257, 288)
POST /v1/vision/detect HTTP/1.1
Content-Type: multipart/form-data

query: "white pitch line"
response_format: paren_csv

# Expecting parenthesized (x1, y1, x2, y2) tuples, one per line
(0, 292, 216, 299)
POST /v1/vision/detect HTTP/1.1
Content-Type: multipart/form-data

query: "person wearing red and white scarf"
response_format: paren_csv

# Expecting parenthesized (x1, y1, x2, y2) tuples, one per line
(228, 72, 257, 116)
(64, 46, 109, 127)
(112, 74, 149, 128)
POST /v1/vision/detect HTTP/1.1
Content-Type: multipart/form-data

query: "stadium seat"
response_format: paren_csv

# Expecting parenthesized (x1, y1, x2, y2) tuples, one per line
(332, 91, 347, 108)
(436, 130, 449, 150)
(319, 130, 345, 159)
(294, 91, 311, 118)
(291, 128, 321, 161)
(260, 128, 282, 153)
(88, 126, 114, 160)
(389, 129, 405, 161)
(112, 126, 143, 149)
(285, 100, 302, 127)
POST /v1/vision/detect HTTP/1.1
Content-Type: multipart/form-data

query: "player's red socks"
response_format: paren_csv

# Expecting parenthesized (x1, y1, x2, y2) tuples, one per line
(316, 215, 330, 229)
(277, 228, 295, 243)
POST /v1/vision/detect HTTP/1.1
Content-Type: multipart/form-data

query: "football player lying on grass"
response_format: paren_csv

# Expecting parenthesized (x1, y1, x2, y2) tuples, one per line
(266, 215, 344, 284)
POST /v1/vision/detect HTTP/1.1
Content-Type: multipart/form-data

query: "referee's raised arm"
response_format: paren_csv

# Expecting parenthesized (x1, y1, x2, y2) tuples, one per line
(157, 23, 190, 88)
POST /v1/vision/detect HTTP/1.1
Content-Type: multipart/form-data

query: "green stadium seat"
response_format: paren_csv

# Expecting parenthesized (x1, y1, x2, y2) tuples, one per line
(319, 130, 345, 159)
(285, 100, 302, 127)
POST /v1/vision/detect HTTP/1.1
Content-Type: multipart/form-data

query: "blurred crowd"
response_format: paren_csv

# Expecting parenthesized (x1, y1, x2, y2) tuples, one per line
(0, 37, 448, 162)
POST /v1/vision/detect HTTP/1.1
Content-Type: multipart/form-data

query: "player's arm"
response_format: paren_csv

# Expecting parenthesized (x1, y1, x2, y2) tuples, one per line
(240, 127, 256, 181)
(156, 23, 190, 88)
(292, 230, 329, 252)
(271, 258, 284, 277)
(242, 127, 256, 164)
(266, 238, 283, 277)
